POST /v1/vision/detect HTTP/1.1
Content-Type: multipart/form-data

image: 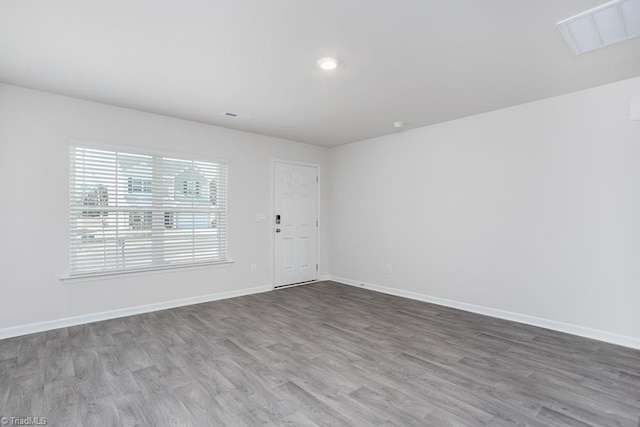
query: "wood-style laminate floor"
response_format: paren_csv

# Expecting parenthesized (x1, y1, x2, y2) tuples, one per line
(1, 281, 639, 426)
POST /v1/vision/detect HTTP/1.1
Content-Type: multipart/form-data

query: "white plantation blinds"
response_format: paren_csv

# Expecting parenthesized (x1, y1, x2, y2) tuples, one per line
(70, 143, 228, 276)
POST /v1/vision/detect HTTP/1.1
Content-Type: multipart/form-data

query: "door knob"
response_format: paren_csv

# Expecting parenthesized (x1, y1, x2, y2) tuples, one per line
(275, 228, 281, 233)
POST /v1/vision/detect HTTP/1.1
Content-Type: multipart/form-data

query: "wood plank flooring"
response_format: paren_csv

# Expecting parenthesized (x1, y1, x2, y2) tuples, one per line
(1, 281, 639, 426)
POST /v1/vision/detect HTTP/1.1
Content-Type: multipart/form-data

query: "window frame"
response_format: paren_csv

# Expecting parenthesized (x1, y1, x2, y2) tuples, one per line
(65, 139, 231, 280)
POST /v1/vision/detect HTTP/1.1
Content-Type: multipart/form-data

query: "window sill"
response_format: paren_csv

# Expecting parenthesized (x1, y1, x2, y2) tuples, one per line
(60, 260, 234, 284)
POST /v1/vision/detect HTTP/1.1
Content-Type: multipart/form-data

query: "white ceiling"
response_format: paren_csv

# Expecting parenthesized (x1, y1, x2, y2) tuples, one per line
(1, 1, 639, 147)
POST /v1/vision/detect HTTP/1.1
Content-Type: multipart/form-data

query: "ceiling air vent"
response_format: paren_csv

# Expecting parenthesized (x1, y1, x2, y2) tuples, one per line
(222, 111, 252, 120)
(557, 0, 640, 55)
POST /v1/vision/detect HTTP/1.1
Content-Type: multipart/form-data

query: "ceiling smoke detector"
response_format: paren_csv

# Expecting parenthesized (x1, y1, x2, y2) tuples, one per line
(557, 0, 640, 55)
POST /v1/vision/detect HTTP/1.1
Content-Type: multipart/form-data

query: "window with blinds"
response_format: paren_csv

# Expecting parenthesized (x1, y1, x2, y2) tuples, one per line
(70, 143, 228, 276)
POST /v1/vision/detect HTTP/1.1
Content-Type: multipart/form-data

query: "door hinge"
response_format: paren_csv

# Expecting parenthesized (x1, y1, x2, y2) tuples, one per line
(316, 176, 319, 183)
(316, 220, 318, 227)
(316, 264, 318, 271)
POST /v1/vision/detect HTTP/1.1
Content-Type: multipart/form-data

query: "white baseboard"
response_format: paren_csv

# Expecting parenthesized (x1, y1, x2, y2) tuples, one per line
(0, 285, 272, 340)
(327, 275, 640, 350)
(319, 274, 331, 281)
(5, 277, 639, 351)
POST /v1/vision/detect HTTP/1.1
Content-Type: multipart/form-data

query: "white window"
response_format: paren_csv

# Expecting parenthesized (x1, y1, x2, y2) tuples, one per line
(69, 142, 228, 276)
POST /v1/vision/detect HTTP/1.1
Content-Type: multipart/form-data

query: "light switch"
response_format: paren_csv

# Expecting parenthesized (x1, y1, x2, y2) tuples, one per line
(255, 213, 266, 222)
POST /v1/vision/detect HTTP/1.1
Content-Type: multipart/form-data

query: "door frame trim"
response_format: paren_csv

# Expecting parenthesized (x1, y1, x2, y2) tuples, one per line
(271, 158, 321, 288)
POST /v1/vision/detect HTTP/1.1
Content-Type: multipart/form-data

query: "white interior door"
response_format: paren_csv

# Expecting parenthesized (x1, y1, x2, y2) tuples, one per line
(274, 162, 318, 287)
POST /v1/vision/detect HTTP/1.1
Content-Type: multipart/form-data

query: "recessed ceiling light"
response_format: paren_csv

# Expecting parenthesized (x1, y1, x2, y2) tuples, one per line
(393, 121, 406, 129)
(557, 0, 640, 55)
(317, 57, 339, 71)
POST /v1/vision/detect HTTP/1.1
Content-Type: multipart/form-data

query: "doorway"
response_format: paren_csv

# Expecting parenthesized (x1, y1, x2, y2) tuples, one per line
(273, 160, 319, 287)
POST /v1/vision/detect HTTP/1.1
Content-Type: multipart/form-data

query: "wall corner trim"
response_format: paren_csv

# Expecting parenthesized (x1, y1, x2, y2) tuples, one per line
(0, 285, 272, 340)
(326, 275, 640, 350)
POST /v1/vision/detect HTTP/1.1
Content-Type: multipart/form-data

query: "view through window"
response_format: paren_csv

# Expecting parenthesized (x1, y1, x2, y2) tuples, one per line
(70, 143, 228, 275)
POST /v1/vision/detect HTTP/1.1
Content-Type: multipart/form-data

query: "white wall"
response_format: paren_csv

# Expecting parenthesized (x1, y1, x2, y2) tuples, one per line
(329, 76, 640, 342)
(0, 83, 329, 331)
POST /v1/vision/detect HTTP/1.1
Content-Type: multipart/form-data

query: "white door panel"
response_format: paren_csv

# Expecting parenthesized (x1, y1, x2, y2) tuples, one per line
(274, 162, 318, 286)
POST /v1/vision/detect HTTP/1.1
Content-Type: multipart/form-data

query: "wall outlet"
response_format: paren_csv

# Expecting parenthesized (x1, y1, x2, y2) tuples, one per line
(250, 264, 257, 273)
(631, 96, 640, 121)
(386, 264, 393, 274)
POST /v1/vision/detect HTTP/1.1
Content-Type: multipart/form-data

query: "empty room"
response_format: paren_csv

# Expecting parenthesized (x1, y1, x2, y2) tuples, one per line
(1, 0, 640, 426)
